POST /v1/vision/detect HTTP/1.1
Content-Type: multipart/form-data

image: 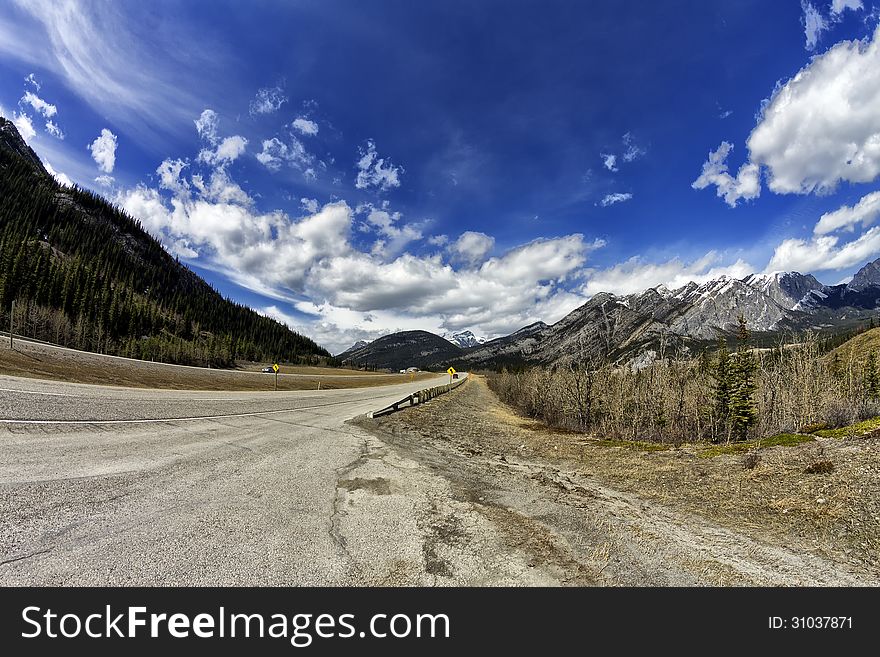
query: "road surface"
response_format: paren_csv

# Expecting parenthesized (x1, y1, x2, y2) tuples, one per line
(0, 372, 550, 586)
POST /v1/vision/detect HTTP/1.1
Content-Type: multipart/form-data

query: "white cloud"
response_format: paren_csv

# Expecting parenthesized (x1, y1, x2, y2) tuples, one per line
(291, 117, 318, 136)
(766, 227, 880, 272)
(300, 197, 319, 214)
(194, 109, 219, 144)
(157, 157, 190, 195)
(748, 25, 880, 194)
(249, 85, 286, 115)
(599, 192, 633, 207)
(691, 141, 761, 207)
(94, 174, 114, 187)
(20, 91, 56, 117)
(89, 128, 117, 173)
(601, 153, 618, 172)
(451, 231, 494, 266)
(719, 109, 733, 119)
(582, 252, 754, 297)
(814, 191, 880, 235)
(361, 205, 424, 259)
(12, 112, 36, 142)
(256, 136, 313, 174)
(3, 1, 213, 140)
(621, 132, 646, 162)
(198, 135, 247, 167)
(24, 72, 40, 90)
(44, 119, 63, 139)
(802, 1, 828, 51)
(43, 160, 72, 187)
(428, 234, 449, 247)
(831, 0, 863, 14)
(356, 139, 403, 191)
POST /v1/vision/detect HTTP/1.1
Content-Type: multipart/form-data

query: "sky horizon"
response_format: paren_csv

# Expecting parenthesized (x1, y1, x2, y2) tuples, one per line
(2, 0, 880, 353)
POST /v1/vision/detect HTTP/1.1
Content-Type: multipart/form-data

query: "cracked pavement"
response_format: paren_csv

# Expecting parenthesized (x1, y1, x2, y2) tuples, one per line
(0, 372, 553, 585)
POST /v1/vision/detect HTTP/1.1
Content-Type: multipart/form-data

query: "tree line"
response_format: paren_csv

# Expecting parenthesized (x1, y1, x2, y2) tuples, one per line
(0, 139, 329, 367)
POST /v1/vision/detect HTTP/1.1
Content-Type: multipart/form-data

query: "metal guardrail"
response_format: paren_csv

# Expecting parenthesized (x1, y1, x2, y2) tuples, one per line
(367, 374, 468, 418)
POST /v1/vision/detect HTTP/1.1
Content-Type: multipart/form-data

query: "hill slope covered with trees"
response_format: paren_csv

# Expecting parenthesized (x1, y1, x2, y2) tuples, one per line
(0, 117, 328, 367)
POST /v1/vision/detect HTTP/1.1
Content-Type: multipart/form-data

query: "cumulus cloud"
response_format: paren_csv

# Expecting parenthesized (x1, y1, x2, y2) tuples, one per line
(20, 91, 56, 118)
(748, 24, 880, 194)
(256, 136, 313, 174)
(249, 85, 286, 115)
(363, 206, 424, 259)
(194, 109, 219, 144)
(691, 141, 761, 207)
(599, 192, 633, 207)
(300, 197, 319, 214)
(600, 153, 618, 172)
(451, 231, 495, 266)
(428, 235, 449, 247)
(43, 160, 72, 187)
(198, 135, 247, 167)
(94, 174, 115, 188)
(831, 0, 863, 14)
(12, 112, 36, 142)
(766, 228, 880, 273)
(356, 139, 403, 191)
(814, 191, 880, 235)
(89, 128, 117, 173)
(291, 117, 318, 136)
(582, 252, 754, 297)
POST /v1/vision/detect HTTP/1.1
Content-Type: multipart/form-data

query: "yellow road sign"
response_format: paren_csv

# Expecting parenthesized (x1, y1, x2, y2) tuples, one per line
(447, 367, 456, 376)
(272, 363, 279, 373)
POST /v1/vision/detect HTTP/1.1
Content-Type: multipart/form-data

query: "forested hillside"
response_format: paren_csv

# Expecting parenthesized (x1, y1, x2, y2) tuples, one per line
(0, 117, 328, 367)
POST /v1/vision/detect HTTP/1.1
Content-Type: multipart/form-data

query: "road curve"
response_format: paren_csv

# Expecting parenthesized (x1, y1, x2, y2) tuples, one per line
(0, 372, 550, 586)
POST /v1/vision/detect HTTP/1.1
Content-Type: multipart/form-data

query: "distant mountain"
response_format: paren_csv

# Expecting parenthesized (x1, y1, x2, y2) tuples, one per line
(337, 330, 462, 370)
(341, 261, 880, 371)
(0, 117, 329, 367)
(442, 330, 486, 348)
(336, 340, 370, 357)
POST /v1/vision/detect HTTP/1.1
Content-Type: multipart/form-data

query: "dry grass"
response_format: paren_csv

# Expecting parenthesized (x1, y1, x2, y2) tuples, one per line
(374, 375, 880, 577)
(0, 339, 436, 391)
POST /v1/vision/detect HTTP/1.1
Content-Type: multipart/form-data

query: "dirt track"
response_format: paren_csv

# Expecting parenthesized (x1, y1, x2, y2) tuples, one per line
(356, 376, 880, 586)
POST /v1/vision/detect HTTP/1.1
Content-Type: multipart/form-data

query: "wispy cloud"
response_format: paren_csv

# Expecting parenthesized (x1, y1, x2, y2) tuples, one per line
(599, 192, 633, 207)
(0, 1, 223, 141)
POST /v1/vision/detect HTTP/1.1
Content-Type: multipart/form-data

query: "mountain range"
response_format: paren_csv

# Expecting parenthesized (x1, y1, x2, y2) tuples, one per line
(338, 262, 880, 371)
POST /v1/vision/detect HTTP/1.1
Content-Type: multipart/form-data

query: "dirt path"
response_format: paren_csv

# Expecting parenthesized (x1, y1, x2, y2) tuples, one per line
(354, 377, 879, 586)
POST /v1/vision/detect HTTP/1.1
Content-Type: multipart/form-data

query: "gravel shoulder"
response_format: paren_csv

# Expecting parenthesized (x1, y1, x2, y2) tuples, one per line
(354, 376, 880, 586)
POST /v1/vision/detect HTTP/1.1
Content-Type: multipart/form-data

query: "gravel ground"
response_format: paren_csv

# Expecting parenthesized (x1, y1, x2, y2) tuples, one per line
(356, 376, 880, 586)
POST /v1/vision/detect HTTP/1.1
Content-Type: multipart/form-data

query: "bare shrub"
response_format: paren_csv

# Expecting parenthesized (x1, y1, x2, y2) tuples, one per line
(489, 332, 876, 445)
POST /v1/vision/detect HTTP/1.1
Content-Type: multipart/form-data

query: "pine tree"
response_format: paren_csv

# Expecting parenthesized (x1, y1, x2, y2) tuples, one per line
(729, 315, 758, 441)
(711, 339, 734, 439)
(865, 349, 880, 400)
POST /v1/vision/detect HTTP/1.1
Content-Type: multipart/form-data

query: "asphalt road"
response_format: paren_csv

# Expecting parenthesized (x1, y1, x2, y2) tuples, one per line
(0, 372, 547, 586)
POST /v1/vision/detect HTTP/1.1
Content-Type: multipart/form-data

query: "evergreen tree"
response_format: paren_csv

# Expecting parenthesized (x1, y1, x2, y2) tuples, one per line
(729, 315, 758, 441)
(865, 349, 880, 401)
(0, 118, 331, 367)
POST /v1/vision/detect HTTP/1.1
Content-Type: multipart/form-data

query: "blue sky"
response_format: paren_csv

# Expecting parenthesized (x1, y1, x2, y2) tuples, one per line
(2, 0, 880, 352)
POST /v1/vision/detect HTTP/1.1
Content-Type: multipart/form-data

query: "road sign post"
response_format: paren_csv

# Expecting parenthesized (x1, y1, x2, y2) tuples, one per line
(447, 366, 456, 384)
(273, 363, 279, 390)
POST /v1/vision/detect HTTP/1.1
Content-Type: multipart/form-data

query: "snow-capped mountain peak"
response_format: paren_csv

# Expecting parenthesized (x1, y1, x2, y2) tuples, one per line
(442, 330, 486, 348)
